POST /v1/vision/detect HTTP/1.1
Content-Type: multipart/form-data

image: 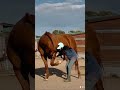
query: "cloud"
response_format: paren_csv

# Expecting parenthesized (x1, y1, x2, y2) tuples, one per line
(35, 3, 85, 26)
(65, 0, 84, 3)
(35, 1, 85, 35)
(35, 3, 84, 13)
(0, 0, 34, 24)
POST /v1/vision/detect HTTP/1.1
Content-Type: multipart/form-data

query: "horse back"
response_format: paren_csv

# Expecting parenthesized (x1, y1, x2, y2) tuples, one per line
(8, 14, 35, 51)
(38, 33, 78, 58)
(56, 34, 77, 53)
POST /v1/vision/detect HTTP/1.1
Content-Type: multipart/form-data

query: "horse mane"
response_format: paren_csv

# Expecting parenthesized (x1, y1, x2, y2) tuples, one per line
(22, 13, 35, 28)
(44, 32, 57, 51)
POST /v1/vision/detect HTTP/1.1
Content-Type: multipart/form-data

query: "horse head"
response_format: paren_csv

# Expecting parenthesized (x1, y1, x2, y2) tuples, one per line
(24, 13, 35, 29)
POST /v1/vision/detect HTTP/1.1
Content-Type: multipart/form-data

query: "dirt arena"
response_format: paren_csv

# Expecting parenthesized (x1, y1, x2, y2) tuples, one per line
(35, 52, 85, 90)
(0, 52, 120, 90)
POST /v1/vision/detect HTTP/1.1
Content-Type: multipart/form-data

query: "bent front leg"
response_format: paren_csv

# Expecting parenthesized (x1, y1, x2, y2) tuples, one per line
(50, 53, 60, 66)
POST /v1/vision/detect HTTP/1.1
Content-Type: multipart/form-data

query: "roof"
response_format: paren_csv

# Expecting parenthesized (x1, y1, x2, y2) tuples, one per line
(0, 23, 14, 33)
(86, 15, 120, 23)
(0, 23, 14, 27)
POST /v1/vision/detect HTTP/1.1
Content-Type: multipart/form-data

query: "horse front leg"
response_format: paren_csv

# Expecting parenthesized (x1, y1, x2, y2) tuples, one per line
(50, 53, 60, 66)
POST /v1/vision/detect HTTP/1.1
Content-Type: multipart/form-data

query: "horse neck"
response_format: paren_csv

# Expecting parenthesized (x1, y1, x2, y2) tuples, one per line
(45, 32, 58, 52)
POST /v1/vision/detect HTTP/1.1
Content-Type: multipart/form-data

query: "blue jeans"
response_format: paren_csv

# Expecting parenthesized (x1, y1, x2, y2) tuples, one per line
(86, 52, 102, 90)
(66, 57, 77, 78)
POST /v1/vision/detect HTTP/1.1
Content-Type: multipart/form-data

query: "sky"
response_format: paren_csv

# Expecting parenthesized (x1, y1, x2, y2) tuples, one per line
(0, 0, 120, 36)
(0, 0, 34, 24)
(86, 0, 120, 14)
(35, 0, 85, 36)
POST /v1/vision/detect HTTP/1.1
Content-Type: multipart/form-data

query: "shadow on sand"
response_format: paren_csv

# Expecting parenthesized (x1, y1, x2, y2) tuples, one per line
(35, 67, 79, 79)
(35, 67, 66, 79)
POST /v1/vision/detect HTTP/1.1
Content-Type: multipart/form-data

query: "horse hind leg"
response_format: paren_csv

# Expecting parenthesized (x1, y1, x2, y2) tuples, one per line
(14, 67, 30, 90)
(7, 47, 30, 90)
(41, 55, 49, 80)
(38, 46, 50, 80)
(75, 60, 80, 78)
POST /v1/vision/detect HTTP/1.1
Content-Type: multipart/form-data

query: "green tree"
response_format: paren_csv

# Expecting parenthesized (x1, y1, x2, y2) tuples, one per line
(86, 10, 115, 17)
(52, 30, 65, 34)
(98, 11, 113, 16)
(36, 36, 40, 38)
(68, 30, 84, 34)
(86, 11, 98, 17)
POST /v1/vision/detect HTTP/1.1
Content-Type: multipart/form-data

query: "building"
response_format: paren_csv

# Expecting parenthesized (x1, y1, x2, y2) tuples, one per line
(0, 23, 14, 72)
(0, 23, 13, 57)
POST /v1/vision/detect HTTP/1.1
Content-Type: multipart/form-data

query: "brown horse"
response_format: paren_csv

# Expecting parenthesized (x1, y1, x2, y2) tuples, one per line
(6, 13, 35, 90)
(38, 32, 80, 80)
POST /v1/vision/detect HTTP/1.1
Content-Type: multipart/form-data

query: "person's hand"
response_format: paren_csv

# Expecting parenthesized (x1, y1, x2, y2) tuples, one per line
(57, 60, 62, 64)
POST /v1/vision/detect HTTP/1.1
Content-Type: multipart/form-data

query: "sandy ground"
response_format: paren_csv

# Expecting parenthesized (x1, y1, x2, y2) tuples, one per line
(0, 72, 35, 90)
(0, 52, 120, 90)
(35, 52, 85, 90)
(0, 74, 120, 90)
(0, 75, 21, 90)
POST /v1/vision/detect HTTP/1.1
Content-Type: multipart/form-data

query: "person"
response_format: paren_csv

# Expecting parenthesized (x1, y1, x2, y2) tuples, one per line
(86, 24, 104, 90)
(56, 42, 65, 59)
(86, 52, 102, 90)
(57, 42, 78, 82)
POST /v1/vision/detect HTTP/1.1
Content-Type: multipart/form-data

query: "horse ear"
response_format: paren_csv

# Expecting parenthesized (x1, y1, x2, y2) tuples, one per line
(24, 13, 30, 22)
(25, 13, 29, 17)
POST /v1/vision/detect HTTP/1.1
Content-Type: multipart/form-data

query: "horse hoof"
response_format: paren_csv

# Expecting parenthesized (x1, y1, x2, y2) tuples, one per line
(58, 60, 62, 64)
(44, 79, 48, 81)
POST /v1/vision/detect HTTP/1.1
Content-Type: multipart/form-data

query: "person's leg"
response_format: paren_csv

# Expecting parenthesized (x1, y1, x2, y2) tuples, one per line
(86, 52, 103, 89)
(95, 78, 104, 90)
(86, 79, 95, 90)
(86, 74, 99, 90)
(67, 59, 76, 77)
(65, 60, 69, 77)
(65, 57, 76, 82)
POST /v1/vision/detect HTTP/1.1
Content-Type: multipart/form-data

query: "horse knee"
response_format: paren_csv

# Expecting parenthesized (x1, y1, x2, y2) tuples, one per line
(50, 62, 54, 66)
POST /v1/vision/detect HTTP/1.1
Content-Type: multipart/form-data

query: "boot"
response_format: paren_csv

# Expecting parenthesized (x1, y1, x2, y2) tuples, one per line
(64, 76, 71, 82)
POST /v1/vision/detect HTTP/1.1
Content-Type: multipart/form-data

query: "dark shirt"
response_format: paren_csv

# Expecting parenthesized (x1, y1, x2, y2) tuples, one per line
(65, 48, 77, 60)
